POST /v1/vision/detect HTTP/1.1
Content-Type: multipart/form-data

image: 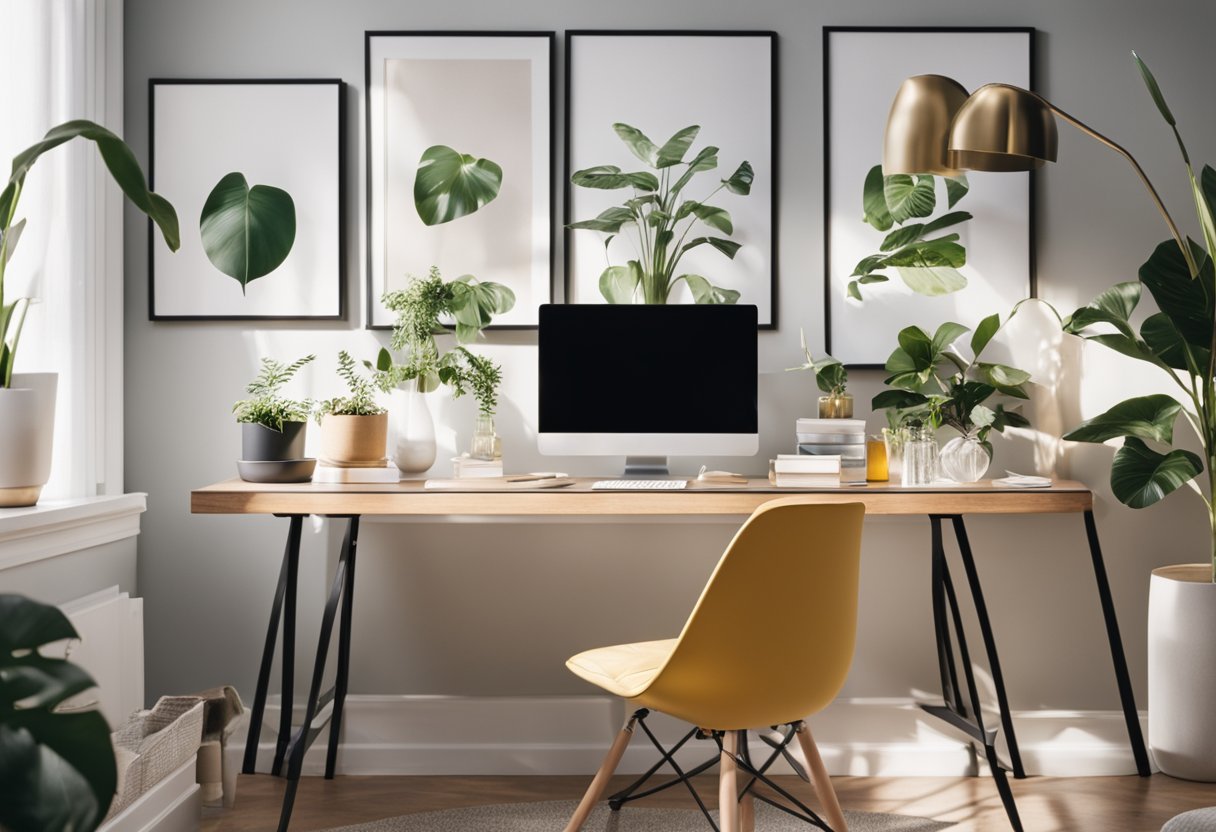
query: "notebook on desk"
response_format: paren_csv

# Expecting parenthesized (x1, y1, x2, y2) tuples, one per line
(423, 476, 576, 490)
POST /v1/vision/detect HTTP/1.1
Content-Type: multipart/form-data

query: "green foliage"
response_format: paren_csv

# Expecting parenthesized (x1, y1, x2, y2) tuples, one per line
(0, 594, 116, 832)
(413, 145, 502, 226)
(849, 164, 972, 301)
(232, 354, 315, 430)
(1, 120, 179, 387)
(568, 123, 752, 305)
(786, 328, 847, 396)
(316, 351, 388, 418)
(199, 172, 296, 292)
(377, 267, 513, 413)
(871, 313, 1031, 448)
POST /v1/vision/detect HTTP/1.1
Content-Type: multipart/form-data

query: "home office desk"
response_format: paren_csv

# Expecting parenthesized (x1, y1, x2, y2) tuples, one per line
(191, 478, 1150, 832)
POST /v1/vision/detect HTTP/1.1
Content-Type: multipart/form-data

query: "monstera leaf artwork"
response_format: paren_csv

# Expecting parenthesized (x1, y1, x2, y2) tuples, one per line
(413, 145, 503, 227)
(199, 172, 297, 293)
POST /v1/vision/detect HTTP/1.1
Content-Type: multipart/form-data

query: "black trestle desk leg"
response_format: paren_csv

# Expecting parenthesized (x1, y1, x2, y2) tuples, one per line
(326, 516, 360, 779)
(271, 517, 303, 777)
(243, 515, 303, 776)
(950, 515, 1026, 779)
(277, 518, 355, 832)
(930, 517, 965, 714)
(1083, 509, 1151, 776)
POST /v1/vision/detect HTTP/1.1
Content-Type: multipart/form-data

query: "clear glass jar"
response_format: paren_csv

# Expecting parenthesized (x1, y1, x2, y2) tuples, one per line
(882, 426, 910, 484)
(901, 424, 939, 486)
(818, 393, 854, 419)
(469, 414, 502, 461)
(939, 431, 991, 483)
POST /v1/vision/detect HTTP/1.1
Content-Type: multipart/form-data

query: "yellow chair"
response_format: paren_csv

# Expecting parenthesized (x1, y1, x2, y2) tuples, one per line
(563, 498, 865, 832)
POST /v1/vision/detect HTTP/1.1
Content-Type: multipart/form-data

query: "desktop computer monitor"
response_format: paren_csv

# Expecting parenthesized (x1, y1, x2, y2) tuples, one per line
(538, 304, 758, 473)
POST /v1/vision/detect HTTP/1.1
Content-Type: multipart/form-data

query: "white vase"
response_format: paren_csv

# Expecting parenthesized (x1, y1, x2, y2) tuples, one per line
(390, 385, 436, 475)
(939, 432, 991, 483)
(1149, 564, 1216, 780)
(0, 372, 58, 507)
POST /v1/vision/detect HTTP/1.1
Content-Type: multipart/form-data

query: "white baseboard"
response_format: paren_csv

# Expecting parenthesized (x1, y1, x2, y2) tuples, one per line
(234, 695, 1152, 778)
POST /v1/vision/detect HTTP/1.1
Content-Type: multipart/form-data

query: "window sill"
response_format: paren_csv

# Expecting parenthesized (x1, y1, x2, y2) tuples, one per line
(0, 494, 147, 572)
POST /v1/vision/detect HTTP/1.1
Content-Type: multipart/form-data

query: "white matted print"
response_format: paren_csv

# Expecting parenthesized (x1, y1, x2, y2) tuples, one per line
(565, 32, 776, 327)
(366, 32, 553, 329)
(150, 80, 344, 319)
(825, 28, 1034, 365)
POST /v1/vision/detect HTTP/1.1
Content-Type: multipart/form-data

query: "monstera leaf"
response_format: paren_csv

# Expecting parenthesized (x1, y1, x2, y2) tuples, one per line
(1110, 437, 1203, 509)
(199, 172, 296, 292)
(0, 594, 116, 832)
(414, 145, 502, 226)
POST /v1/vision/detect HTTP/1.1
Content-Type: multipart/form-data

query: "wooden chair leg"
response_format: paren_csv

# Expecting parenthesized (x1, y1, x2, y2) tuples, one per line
(740, 785, 755, 832)
(719, 730, 741, 832)
(563, 711, 640, 832)
(796, 721, 847, 832)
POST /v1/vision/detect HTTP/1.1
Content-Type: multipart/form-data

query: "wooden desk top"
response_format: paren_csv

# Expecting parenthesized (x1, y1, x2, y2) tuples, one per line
(191, 478, 1093, 517)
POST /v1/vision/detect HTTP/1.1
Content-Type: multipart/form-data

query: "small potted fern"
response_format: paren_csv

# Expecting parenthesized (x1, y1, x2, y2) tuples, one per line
(233, 355, 315, 462)
(316, 350, 390, 466)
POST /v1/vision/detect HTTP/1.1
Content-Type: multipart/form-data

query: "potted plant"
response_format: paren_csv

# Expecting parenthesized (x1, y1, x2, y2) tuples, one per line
(871, 315, 1032, 482)
(0, 594, 117, 832)
(1060, 54, 1216, 780)
(788, 328, 851, 418)
(0, 121, 179, 506)
(316, 351, 390, 467)
(568, 123, 753, 304)
(233, 354, 315, 469)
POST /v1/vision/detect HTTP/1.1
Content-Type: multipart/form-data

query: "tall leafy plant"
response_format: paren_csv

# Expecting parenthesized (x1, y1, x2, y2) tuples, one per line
(1060, 56, 1216, 581)
(569, 123, 753, 305)
(0, 121, 180, 387)
(0, 594, 117, 832)
(849, 164, 972, 300)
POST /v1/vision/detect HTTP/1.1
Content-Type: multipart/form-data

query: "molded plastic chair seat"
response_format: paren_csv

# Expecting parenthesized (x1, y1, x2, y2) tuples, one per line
(566, 638, 677, 699)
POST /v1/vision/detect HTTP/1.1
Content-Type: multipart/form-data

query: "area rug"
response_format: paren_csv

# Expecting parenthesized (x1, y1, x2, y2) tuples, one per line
(320, 799, 954, 831)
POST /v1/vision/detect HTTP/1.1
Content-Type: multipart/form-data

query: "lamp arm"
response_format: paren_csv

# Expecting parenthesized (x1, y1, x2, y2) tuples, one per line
(1043, 98, 1199, 277)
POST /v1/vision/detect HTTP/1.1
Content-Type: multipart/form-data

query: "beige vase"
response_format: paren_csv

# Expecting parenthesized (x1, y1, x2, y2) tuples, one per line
(1148, 564, 1216, 781)
(0, 372, 58, 506)
(319, 413, 388, 467)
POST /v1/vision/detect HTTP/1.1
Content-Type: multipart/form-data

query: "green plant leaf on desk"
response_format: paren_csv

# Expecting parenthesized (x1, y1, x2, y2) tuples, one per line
(414, 145, 503, 226)
(200, 173, 296, 292)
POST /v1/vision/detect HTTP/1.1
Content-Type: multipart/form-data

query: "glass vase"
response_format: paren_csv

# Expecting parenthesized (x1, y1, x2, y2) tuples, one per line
(390, 384, 437, 474)
(882, 426, 910, 484)
(469, 413, 502, 461)
(818, 393, 854, 419)
(939, 431, 991, 483)
(901, 425, 939, 486)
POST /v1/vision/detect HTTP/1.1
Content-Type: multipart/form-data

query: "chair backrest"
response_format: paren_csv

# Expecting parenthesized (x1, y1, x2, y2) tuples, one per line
(639, 498, 865, 730)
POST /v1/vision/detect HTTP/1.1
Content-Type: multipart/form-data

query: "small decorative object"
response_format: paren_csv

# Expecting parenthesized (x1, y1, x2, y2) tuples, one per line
(567, 121, 753, 306)
(366, 32, 553, 328)
(872, 314, 1032, 482)
(566, 30, 776, 324)
(233, 355, 315, 468)
(149, 79, 343, 319)
(939, 432, 992, 483)
(470, 413, 502, 461)
(866, 435, 889, 482)
(882, 424, 910, 484)
(788, 329, 851, 418)
(901, 423, 940, 486)
(389, 385, 437, 475)
(0, 594, 118, 830)
(316, 351, 390, 467)
(1, 120, 179, 505)
(823, 26, 1034, 364)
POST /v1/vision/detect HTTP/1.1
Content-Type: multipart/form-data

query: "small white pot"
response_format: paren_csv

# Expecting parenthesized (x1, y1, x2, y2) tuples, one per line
(389, 386, 436, 475)
(0, 372, 58, 507)
(1149, 563, 1216, 780)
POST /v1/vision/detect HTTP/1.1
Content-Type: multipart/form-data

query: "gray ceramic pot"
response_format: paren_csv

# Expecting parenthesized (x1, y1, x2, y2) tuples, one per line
(241, 421, 307, 461)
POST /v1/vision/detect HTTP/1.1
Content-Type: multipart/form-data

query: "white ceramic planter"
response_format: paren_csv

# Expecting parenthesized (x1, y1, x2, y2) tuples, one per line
(389, 386, 436, 475)
(0, 372, 58, 507)
(1149, 564, 1216, 781)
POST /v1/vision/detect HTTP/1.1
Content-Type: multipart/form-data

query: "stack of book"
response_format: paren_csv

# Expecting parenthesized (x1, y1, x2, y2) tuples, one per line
(452, 454, 504, 479)
(770, 454, 840, 487)
(796, 418, 866, 484)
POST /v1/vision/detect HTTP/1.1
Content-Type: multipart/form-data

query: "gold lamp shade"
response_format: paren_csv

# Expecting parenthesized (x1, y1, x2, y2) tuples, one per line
(948, 83, 1059, 171)
(882, 75, 969, 176)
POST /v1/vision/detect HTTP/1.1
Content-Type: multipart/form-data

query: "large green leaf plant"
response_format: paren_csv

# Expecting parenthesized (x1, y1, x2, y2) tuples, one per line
(1061, 54, 1216, 580)
(849, 164, 973, 301)
(568, 123, 754, 305)
(872, 314, 1032, 456)
(0, 121, 180, 388)
(0, 594, 117, 832)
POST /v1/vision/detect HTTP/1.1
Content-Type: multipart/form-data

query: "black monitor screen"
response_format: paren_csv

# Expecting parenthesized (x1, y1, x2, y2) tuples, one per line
(538, 304, 758, 434)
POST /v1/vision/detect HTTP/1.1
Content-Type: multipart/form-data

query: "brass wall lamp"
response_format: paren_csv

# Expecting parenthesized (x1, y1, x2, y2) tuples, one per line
(883, 73, 1197, 276)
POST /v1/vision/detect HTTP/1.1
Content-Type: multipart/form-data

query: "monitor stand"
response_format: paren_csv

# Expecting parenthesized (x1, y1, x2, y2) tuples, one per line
(623, 456, 670, 478)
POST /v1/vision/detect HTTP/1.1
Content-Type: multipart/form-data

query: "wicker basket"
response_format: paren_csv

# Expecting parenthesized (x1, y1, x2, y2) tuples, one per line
(105, 697, 205, 820)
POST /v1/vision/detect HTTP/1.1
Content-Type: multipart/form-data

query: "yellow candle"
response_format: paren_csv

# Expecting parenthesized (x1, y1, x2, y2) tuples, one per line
(866, 437, 889, 482)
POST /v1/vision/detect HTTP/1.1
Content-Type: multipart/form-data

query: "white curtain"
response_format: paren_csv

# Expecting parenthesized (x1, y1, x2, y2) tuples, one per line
(0, 0, 124, 500)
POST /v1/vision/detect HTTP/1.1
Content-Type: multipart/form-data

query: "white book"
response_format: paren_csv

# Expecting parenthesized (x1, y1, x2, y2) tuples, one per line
(796, 432, 866, 445)
(312, 464, 401, 484)
(771, 472, 841, 487)
(795, 418, 867, 433)
(774, 454, 841, 474)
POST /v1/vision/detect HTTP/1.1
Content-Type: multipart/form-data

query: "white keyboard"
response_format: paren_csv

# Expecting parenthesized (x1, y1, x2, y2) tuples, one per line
(591, 479, 688, 491)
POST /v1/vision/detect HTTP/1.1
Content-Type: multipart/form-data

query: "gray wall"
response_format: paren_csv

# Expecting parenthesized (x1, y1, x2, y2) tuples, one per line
(126, 0, 1216, 709)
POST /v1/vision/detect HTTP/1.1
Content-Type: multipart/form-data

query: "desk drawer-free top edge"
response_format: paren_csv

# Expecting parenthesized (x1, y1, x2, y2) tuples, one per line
(190, 479, 1093, 516)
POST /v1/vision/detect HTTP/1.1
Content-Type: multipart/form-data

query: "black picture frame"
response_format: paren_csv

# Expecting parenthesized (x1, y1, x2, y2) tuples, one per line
(363, 30, 556, 332)
(148, 78, 346, 321)
(823, 26, 1038, 368)
(564, 30, 779, 330)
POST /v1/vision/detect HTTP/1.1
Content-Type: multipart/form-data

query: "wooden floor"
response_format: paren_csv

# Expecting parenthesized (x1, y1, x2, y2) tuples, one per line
(204, 773, 1216, 832)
